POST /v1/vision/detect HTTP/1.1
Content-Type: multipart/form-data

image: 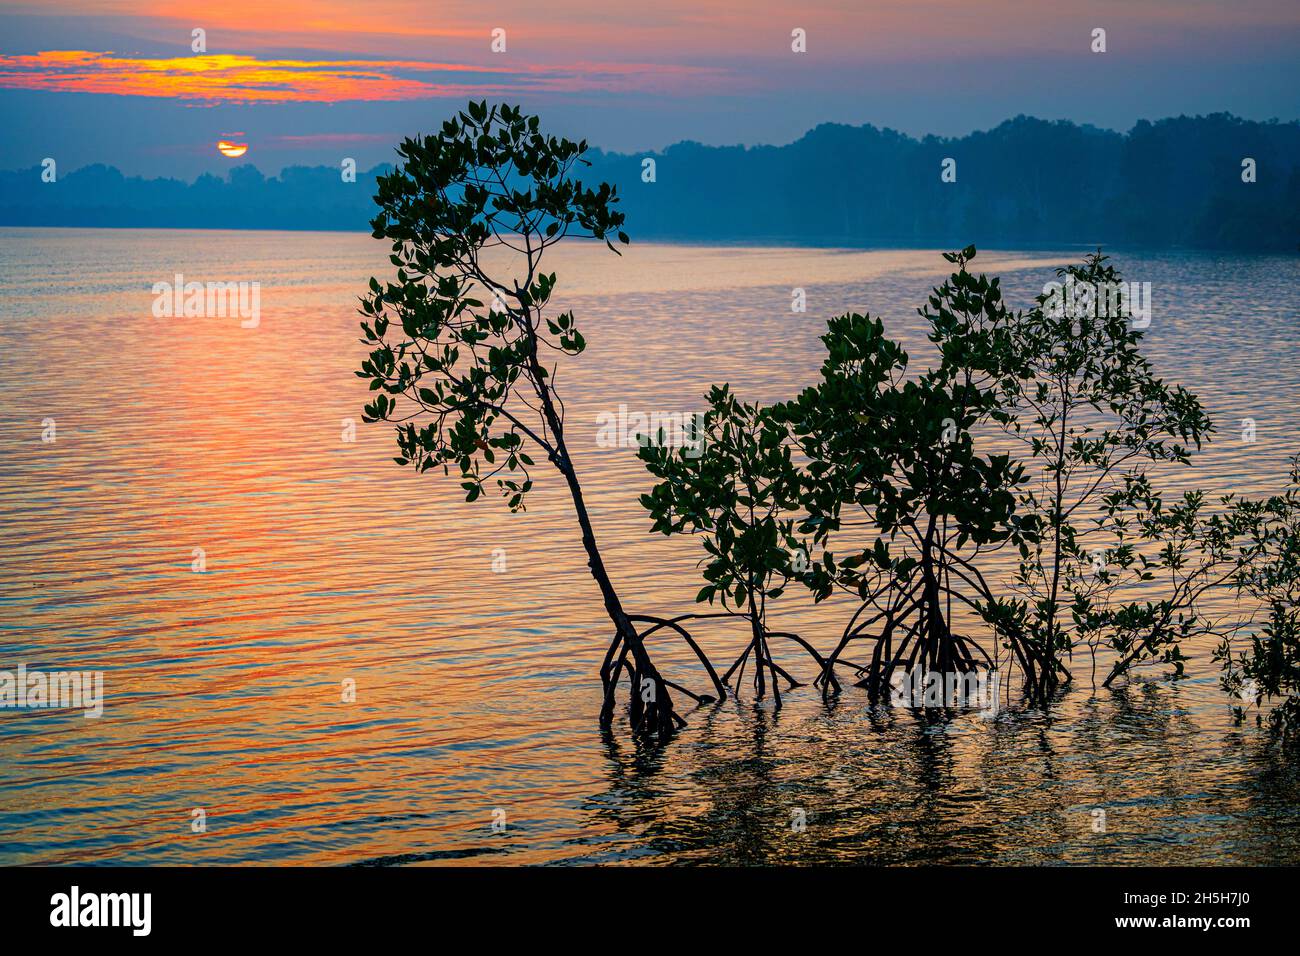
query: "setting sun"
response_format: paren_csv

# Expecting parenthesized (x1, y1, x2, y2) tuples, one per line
(217, 138, 248, 157)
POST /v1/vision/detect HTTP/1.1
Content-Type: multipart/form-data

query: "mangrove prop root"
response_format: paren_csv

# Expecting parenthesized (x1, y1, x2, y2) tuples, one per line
(714, 626, 821, 705)
(599, 630, 680, 738)
(598, 612, 735, 737)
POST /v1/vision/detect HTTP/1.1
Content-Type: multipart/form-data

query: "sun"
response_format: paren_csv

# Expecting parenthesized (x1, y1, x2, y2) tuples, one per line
(217, 137, 248, 158)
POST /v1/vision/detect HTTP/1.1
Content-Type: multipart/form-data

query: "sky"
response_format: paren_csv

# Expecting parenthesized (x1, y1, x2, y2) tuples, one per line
(1, 0, 1298, 177)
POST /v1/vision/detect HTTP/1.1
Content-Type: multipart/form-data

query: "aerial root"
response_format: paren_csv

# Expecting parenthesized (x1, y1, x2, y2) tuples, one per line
(596, 601, 1072, 732)
(598, 612, 737, 738)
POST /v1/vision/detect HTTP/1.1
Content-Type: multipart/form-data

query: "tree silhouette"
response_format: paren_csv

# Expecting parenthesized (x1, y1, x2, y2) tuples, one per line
(775, 266, 1042, 701)
(1217, 457, 1300, 728)
(639, 384, 823, 706)
(357, 102, 713, 739)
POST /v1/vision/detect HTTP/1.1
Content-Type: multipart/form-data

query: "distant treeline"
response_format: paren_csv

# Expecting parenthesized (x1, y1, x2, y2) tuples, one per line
(3, 113, 1297, 250)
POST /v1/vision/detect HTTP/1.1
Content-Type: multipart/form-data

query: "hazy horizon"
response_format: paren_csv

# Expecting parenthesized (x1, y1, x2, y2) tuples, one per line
(4, 108, 1295, 181)
(6, 111, 1295, 251)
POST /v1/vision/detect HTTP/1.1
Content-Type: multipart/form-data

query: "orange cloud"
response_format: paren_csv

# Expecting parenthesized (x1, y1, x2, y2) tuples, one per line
(0, 51, 732, 103)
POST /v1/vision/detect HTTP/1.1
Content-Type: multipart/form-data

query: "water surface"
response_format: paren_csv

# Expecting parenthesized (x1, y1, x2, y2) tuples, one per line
(2, 229, 1299, 865)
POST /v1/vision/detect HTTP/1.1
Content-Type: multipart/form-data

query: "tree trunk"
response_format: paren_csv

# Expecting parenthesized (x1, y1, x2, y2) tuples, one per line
(557, 454, 676, 737)
(526, 350, 677, 738)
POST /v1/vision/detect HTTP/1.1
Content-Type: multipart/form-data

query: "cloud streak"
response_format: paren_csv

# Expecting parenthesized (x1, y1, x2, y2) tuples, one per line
(0, 50, 733, 103)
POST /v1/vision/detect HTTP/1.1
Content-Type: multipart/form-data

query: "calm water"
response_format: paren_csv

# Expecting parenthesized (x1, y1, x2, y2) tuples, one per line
(2, 228, 1299, 865)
